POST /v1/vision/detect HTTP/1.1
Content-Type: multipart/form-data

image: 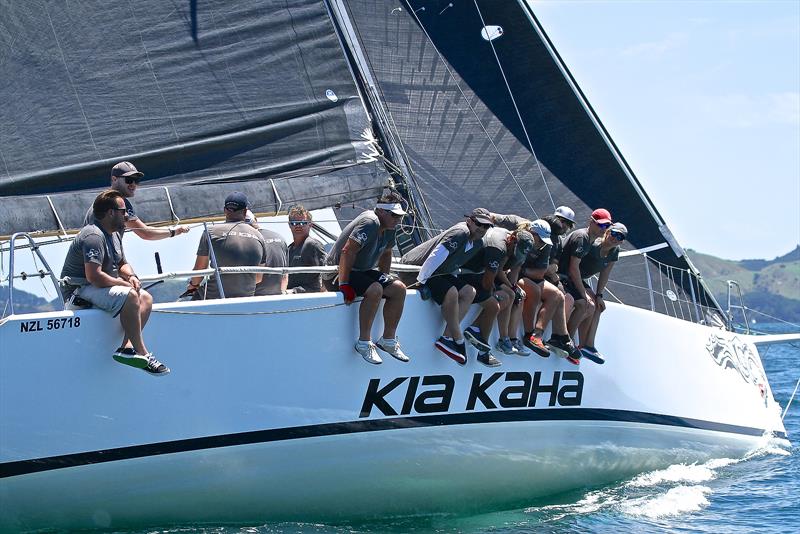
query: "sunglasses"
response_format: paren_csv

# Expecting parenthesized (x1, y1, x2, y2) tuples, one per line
(111, 207, 128, 213)
(123, 177, 141, 185)
(609, 231, 626, 241)
(471, 218, 492, 229)
(593, 220, 611, 229)
(289, 220, 310, 227)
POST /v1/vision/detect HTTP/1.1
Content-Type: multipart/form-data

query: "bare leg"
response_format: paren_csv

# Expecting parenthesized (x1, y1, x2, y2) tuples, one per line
(358, 282, 383, 341)
(508, 296, 524, 339)
(477, 297, 500, 341)
(536, 281, 566, 335)
(441, 286, 460, 339)
(380, 280, 406, 340)
(583, 303, 604, 347)
(577, 299, 596, 345)
(139, 289, 153, 327)
(496, 287, 515, 338)
(521, 278, 541, 334)
(456, 285, 476, 325)
(568, 299, 588, 340)
(119, 290, 148, 355)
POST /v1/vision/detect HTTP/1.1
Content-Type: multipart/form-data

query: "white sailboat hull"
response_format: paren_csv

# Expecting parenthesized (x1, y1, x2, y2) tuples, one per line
(0, 292, 787, 529)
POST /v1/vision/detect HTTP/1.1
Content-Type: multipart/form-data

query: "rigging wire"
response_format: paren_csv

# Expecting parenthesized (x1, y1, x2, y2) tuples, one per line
(782, 377, 800, 421)
(471, 0, 556, 211)
(405, 2, 540, 219)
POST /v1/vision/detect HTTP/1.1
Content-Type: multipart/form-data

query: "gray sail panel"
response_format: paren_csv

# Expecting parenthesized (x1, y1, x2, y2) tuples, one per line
(340, 0, 717, 312)
(0, 0, 387, 230)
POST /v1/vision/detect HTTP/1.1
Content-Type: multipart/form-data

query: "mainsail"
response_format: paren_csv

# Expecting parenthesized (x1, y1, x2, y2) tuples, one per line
(335, 0, 721, 317)
(0, 0, 389, 235)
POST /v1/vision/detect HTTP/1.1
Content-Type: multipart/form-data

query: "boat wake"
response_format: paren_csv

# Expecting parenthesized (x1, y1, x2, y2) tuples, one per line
(525, 435, 791, 522)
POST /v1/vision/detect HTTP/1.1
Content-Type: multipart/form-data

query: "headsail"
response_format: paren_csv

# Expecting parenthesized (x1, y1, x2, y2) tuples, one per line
(0, 0, 389, 235)
(337, 0, 721, 317)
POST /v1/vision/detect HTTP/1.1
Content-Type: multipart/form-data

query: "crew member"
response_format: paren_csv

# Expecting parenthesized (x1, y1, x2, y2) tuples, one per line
(247, 210, 288, 296)
(62, 190, 169, 375)
(286, 205, 326, 293)
(324, 192, 410, 365)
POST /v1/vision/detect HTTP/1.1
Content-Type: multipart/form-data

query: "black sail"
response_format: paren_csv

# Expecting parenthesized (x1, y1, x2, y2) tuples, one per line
(0, 0, 389, 235)
(337, 0, 720, 316)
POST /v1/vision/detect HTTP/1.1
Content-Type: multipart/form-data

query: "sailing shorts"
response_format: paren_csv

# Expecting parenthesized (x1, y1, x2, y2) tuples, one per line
(459, 273, 493, 304)
(74, 284, 132, 315)
(425, 274, 469, 305)
(561, 276, 591, 302)
(325, 269, 398, 297)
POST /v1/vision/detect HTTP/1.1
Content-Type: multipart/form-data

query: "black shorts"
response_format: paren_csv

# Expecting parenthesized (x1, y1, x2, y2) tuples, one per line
(459, 273, 493, 304)
(326, 269, 398, 297)
(425, 274, 468, 305)
(561, 276, 590, 302)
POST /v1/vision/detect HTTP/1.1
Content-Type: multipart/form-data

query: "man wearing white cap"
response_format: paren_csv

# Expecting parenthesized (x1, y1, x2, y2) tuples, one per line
(574, 222, 628, 364)
(324, 191, 411, 365)
(85, 161, 189, 240)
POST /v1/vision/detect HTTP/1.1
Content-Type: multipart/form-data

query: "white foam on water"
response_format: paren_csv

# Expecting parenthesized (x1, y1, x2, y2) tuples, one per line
(619, 485, 711, 519)
(626, 457, 737, 488)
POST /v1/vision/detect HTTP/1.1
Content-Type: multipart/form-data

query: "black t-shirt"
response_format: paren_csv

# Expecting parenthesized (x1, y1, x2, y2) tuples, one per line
(579, 239, 620, 279)
(287, 237, 326, 292)
(557, 228, 591, 275)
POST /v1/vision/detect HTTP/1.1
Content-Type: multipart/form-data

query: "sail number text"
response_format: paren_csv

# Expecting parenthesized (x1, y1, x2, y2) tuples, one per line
(19, 317, 81, 333)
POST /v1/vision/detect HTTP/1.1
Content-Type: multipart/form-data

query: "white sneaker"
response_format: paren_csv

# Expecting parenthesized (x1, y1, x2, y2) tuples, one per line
(355, 340, 382, 365)
(375, 337, 410, 362)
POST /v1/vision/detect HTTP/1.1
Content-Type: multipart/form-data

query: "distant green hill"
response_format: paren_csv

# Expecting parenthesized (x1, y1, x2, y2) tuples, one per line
(688, 247, 800, 325)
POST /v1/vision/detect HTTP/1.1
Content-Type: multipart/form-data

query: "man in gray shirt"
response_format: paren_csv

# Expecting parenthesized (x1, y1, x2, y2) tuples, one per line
(61, 190, 169, 376)
(187, 192, 267, 299)
(286, 204, 326, 293)
(324, 192, 410, 365)
(401, 208, 491, 365)
(245, 210, 288, 296)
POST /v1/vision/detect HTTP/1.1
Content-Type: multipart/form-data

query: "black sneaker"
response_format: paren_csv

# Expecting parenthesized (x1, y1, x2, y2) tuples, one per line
(464, 326, 491, 351)
(580, 346, 605, 365)
(545, 335, 574, 358)
(112, 347, 149, 369)
(477, 351, 501, 367)
(435, 337, 467, 365)
(143, 353, 170, 376)
(524, 335, 550, 357)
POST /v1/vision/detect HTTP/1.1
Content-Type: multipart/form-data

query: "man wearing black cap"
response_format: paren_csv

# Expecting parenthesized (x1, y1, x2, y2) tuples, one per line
(460, 224, 536, 367)
(324, 191, 411, 365)
(84, 161, 189, 240)
(400, 208, 492, 365)
(187, 192, 267, 299)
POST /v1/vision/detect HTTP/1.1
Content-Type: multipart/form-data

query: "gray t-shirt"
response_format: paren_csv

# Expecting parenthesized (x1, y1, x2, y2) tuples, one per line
(461, 228, 511, 274)
(401, 222, 483, 275)
(83, 197, 138, 234)
(325, 211, 396, 273)
(557, 228, 592, 276)
(197, 222, 267, 299)
(523, 242, 552, 272)
(579, 238, 620, 279)
(287, 237, 326, 292)
(254, 229, 288, 296)
(61, 223, 126, 292)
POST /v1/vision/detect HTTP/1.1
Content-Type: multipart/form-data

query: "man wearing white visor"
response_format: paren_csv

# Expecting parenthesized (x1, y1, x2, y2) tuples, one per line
(324, 191, 411, 365)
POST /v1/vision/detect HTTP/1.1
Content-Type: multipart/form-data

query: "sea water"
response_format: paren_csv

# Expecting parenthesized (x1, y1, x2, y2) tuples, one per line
(132, 327, 799, 533)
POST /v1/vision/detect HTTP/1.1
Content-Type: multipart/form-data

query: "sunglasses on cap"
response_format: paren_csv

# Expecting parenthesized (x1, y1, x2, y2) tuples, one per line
(123, 177, 141, 185)
(609, 231, 626, 241)
(471, 218, 492, 229)
(289, 220, 310, 227)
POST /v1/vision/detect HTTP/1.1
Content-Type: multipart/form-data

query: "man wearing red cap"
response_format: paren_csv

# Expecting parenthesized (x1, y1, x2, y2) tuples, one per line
(556, 208, 613, 364)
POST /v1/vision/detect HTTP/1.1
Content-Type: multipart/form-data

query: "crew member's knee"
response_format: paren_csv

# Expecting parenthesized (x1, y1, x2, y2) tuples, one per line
(385, 280, 406, 299)
(364, 282, 383, 300)
(459, 285, 476, 301)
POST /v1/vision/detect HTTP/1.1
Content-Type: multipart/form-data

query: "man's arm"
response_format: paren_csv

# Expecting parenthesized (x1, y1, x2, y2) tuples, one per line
(568, 255, 587, 299)
(480, 269, 497, 291)
(594, 262, 616, 311)
(117, 262, 141, 291)
(127, 218, 189, 241)
(416, 243, 450, 284)
(338, 239, 362, 303)
(84, 262, 132, 289)
(378, 247, 392, 274)
(189, 255, 209, 290)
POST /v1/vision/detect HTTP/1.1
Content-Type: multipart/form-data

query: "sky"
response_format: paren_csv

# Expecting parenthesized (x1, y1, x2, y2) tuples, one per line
(530, 0, 799, 260)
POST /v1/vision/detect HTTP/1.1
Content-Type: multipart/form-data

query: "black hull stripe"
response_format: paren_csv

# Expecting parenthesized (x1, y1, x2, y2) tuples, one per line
(0, 408, 786, 479)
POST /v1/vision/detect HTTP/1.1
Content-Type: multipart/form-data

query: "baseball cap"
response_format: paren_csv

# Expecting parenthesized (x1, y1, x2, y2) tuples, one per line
(609, 222, 628, 238)
(530, 219, 553, 245)
(591, 208, 612, 224)
(111, 161, 144, 178)
(554, 205, 575, 223)
(513, 230, 535, 263)
(376, 201, 407, 216)
(224, 191, 249, 211)
(465, 208, 493, 226)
